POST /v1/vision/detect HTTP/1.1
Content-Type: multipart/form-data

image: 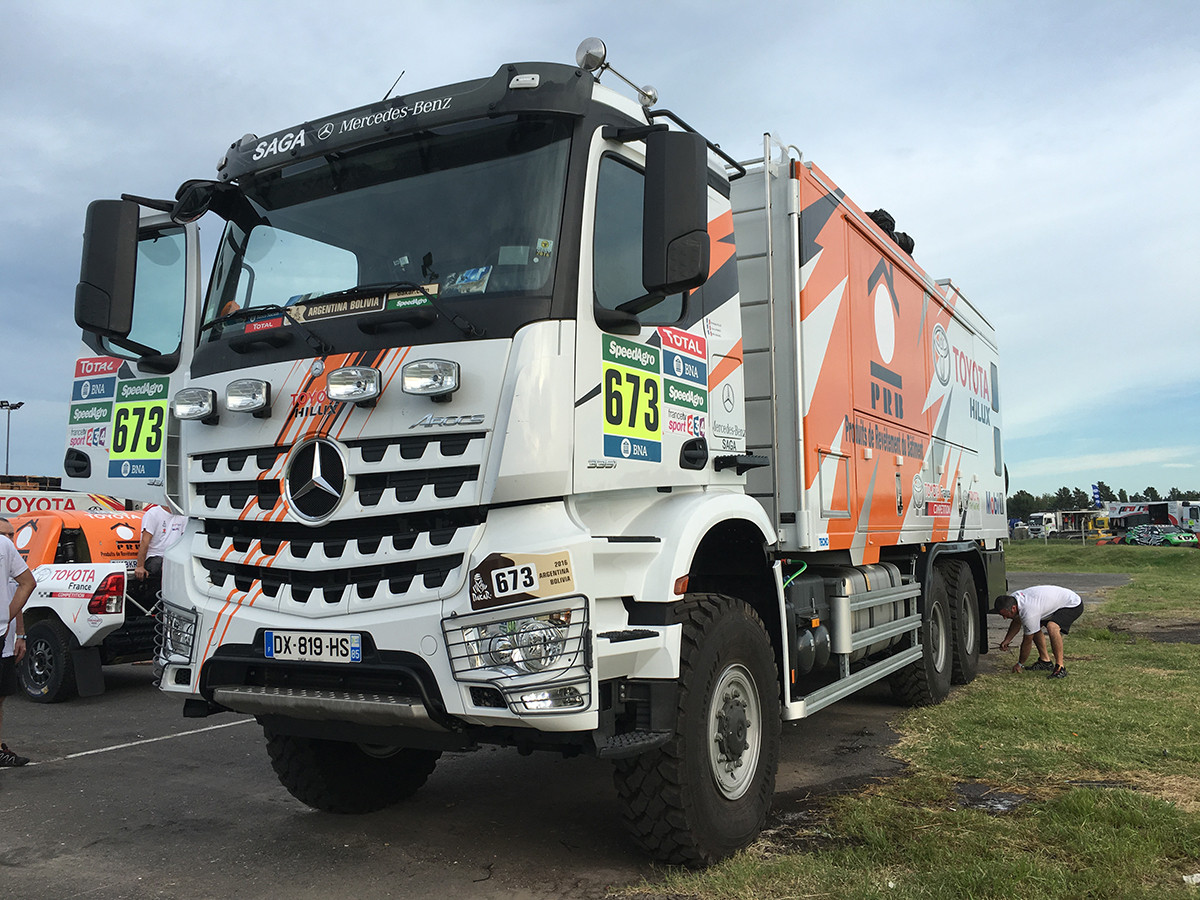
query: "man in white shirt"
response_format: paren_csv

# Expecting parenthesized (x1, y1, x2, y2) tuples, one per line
(994, 585, 1083, 679)
(134, 504, 186, 600)
(1, 516, 37, 767)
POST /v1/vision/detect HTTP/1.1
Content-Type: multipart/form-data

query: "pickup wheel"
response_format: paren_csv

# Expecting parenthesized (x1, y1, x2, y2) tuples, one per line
(612, 593, 780, 866)
(890, 564, 953, 706)
(946, 561, 980, 684)
(263, 728, 441, 813)
(18, 618, 78, 703)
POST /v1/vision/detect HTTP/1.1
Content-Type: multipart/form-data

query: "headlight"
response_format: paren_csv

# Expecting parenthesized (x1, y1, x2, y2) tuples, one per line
(401, 359, 459, 399)
(443, 598, 590, 713)
(519, 686, 585, 712)
(159, 603, 198, 663)
(327, 366, 381, 405)
(172, 388, 217, 423)
(226, 379, 271, 416)
(469, 616, 568, 674)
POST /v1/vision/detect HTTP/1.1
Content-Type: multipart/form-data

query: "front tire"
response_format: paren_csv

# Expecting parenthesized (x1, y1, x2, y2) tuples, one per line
(18, 618, 77, 703)
(946, 561, 980, 684)
(890, 565, 953, 706)
(264, 728, 441, 813)
(613, 593, 781, 866)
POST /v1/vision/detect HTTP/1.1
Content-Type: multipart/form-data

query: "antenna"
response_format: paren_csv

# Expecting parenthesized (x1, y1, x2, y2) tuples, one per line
(383, 70, 406, 102)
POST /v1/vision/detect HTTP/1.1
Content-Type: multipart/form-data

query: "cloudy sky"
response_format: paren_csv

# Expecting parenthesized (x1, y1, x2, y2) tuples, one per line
(1, 0, 1197, 497)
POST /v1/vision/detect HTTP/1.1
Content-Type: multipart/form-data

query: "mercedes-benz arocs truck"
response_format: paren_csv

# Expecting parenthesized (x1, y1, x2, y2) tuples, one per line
(64, 39, 1006, 864)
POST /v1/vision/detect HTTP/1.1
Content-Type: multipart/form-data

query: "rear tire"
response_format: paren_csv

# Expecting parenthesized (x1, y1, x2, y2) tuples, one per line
(18, 618, 78, 703)
(264, 728, 441, 813)
(946, 561, 980, 684)
(890, 565, 953, 706)
(613, 593, 781, 866)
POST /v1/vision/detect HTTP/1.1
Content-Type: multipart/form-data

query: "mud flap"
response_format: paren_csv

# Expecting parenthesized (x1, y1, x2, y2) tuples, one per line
(72, 647, 106, 697)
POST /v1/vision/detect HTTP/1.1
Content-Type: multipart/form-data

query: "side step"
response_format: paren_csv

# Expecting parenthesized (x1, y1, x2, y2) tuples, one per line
(595, 730, 672, 759)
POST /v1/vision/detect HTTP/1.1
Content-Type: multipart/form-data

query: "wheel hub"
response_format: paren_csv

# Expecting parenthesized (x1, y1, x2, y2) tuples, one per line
(29, 641, 53, 684)
(707, 663, 763, 800)
(714, 690, 750, 762)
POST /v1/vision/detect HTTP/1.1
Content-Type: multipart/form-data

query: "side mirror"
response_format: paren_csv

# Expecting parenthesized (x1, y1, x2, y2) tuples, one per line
(643, 130, 709, 295)
(171, 180, 216, 224)
(75, 199, 139, 338)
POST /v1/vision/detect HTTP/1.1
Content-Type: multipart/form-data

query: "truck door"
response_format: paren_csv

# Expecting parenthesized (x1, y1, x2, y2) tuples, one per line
(573, 129, 741, 495)
(64, 211, 200, 507)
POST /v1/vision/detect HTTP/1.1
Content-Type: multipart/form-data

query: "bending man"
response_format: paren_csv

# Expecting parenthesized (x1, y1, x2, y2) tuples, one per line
(994, 586, 1083, 679)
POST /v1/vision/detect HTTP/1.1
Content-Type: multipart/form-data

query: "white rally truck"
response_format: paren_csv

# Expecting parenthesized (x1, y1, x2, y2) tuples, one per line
(63, 39, 1006, 863)
(11, 509, 159, 701)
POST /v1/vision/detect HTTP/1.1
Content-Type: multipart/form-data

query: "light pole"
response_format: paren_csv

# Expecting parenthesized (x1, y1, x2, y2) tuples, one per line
(0, 400, 24, 476)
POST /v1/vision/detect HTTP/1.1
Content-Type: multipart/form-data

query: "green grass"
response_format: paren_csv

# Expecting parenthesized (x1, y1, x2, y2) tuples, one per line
(1006, 538, 1200, 577)
(624, 546, 1200, 899)
(1008, 541, 1200, 625)
(899, 636, 1200, 790)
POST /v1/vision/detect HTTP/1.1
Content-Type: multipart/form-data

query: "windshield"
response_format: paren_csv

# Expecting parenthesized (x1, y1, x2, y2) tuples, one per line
(201, 115, 571, 344)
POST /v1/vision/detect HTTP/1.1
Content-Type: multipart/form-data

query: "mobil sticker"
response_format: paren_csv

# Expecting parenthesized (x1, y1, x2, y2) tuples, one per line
(72, 376, 116, 402)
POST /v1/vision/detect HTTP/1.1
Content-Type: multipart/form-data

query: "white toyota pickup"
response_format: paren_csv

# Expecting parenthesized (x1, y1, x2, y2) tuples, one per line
(11, 509, 158, 702)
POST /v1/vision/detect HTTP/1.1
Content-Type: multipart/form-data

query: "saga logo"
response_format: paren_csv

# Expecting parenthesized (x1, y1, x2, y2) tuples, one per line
(409, 413, 485, 428)
(253, 130, 307, 161)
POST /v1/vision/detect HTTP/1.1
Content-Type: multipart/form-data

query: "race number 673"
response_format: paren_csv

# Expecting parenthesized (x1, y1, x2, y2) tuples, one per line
(110, 402, 166, 456)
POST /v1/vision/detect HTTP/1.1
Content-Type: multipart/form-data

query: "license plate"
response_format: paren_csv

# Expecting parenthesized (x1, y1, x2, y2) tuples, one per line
(264, 630, 362, 663)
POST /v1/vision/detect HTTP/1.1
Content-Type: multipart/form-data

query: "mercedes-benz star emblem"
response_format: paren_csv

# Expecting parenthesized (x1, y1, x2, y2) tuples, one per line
(285, 438, 346, 523)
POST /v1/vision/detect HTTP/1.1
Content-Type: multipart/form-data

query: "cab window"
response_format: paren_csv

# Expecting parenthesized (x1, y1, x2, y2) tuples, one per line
(593, 156, 682, 324)
(99, 226, 187, 359)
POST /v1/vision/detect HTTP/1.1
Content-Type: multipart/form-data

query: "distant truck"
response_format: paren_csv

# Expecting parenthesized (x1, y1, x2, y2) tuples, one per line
(1105, 501, 1200, 532)
(11, 509, 158, 702)
(1027, 512, 1058, 536)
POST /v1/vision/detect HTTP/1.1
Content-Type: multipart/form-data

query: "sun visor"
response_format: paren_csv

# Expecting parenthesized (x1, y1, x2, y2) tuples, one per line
(218, 62, 594, 183)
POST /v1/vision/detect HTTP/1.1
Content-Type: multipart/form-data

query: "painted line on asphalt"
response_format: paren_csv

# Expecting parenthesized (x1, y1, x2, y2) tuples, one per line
(25, 718, 256, 766)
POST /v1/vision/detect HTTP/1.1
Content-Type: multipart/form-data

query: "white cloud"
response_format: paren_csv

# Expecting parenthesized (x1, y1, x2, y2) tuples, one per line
(1019, 446, 1197, 477)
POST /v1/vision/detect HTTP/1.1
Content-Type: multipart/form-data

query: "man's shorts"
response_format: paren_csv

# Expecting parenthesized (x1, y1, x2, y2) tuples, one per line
(1041, 603, 1084, 634)
(0, 656, 17, 697)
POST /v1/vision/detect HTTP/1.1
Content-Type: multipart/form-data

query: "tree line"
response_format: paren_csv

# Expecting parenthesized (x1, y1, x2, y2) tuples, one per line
(1006, 481, 1200, 521)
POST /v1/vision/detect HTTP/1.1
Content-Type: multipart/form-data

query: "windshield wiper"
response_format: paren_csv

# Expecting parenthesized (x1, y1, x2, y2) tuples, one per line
(199, 304, 333, 355)
(302, 281, 485, 339)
